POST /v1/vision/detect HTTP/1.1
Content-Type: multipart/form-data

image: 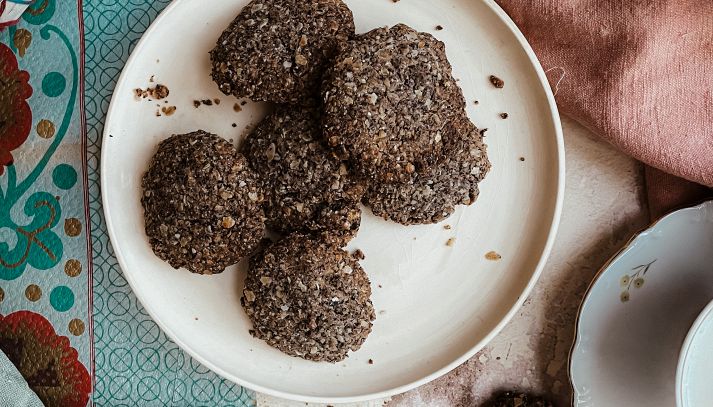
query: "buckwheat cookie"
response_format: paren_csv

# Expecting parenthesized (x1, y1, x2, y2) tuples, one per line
(142, 131, 266, 275)
(321, 24, 467, 183)
(210, 0, 355, 104)
(242, 104, 364, 244)
(242, 234, 375, 362)
(364, 116, 490, 225)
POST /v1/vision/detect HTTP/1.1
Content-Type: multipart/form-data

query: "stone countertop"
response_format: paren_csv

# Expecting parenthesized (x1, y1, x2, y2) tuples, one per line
(258, 116, 650, 407)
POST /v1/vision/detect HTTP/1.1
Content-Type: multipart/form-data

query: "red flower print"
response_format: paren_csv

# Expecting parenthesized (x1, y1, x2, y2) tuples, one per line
(0, 311, 91, 407)
(0, 42, 33, 175)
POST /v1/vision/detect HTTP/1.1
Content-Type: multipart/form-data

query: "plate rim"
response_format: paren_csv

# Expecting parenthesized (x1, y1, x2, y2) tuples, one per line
(100, 0, 565, 402)
(568, 199, 713, 407)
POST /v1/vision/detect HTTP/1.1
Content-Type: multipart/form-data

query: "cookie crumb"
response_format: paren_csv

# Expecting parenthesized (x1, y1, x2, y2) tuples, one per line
(193, 100, 201, 108)
(486, 391, 554, 407)
(214, 98, 221, 105)
(436, 25, 444, 31)
(473, 100, 479, 105)
(161, 106, 176, 116)
(201, 99, 213, 106)
(149, 75, 155, 83)
(378, 284, 382, 288)
(194, 317, 198, 321)
(134, 84, 170, 100)
(479, 128, 489, 137)
(232, 123, 237, 128)
(353, 249, 365, 260)
(519, 157, 526, 162)
(489, 75, 505, 88)
(446, 237, 456, 247)
(233, 103, 242, 112)
(155, 109, 161, 117)
(368, 359, 374, 364)
(443, 225, 452, 230)
(241, 100, 248, 106)
(485, 251, 502, 261)
(500, 112, 509, 119)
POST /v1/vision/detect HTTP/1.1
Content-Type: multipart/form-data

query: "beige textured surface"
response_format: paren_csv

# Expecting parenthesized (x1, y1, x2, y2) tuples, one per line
(258, 116, 649, 407)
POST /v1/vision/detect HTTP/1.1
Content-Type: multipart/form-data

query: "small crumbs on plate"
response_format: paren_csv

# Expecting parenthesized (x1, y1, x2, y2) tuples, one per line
(489, 75, 505, 88)
(201, 99, 213, 106)
(520, 157, 526, 162)
(108, 134, 113, 138)
(241, 100, 248, 106)
(368, 359, 374, 365)
(213, 98, 221, 105)
(443, 224, 452, 230)
(194, 317, 198, 321)
(233, 103, 242, 112)
(155, 109, 161, 117)
(379, 310, 386, 315)
(479, 128, 488, 137)
(161, 106, 176, 116)
(446, 237, 456, 247)
(378, 284, 382, 288)
(149, 75, 155, 83)
(473, 100, 479, 105)
(485, 251, 502, 261)
(496, 356, 501, 360)
(231, 123, 237, 128)
(435, 25, 444, 31)
(134, 84, 170, 100)
(500, 112, 509, 119)
(193, 100, 201, 108)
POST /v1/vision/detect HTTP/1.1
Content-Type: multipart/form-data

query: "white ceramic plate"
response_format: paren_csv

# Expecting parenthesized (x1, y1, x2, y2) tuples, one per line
(677, 299, 713, 407)
(570, 201, 713, 407)
(102, 0, 563, 402)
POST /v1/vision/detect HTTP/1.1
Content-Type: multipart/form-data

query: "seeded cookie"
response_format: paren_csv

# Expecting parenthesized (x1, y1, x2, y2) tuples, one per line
(242, 234, 375, 362)
(242, 104, 364, 244)
(142, 131, 266, 275)
(321, 24, 467, 183)
(364, 117, 490, 225)
(210, 0, 355, 104)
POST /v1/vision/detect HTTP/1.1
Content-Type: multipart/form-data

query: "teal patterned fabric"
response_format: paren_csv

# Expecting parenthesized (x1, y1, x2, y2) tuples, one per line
(83, 1, 254, 405)
(1, 0, 92, 405)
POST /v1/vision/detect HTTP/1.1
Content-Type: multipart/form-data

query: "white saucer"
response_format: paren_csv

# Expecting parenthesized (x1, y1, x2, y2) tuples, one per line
(677, 299, 713, 407)
(570, 200, 713, 407)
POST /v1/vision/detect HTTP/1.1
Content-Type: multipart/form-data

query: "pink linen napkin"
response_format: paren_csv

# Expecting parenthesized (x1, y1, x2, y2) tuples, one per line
(496, 0, 713, 218)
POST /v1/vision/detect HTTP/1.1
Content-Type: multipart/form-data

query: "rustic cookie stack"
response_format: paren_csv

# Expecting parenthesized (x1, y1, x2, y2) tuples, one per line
(142, 0, 490, 362)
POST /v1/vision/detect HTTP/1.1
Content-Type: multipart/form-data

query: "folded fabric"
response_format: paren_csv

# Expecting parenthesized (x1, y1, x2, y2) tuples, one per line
(0, 350, 45, 407)
(497, 0, 713, 217)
